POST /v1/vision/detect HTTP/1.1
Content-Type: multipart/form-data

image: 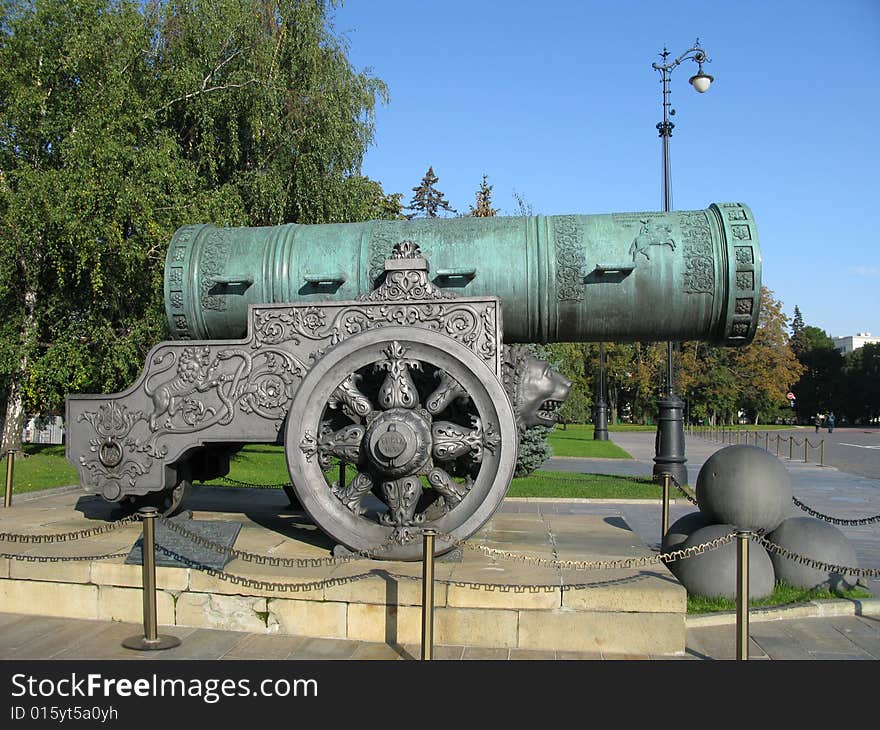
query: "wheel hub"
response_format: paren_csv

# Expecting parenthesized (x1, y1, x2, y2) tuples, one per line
(365, 408, 431, 478)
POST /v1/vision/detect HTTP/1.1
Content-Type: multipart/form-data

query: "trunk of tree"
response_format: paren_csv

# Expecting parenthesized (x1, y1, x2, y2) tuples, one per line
(1, 279, 36, 457)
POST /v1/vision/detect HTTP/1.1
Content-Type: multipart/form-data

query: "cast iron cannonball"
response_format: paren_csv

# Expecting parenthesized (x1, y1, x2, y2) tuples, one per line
(667, 523, 775, 600)
(695, 445, 793, 533)
(661, 511, 710, 554)
(766, 516, 859, 592)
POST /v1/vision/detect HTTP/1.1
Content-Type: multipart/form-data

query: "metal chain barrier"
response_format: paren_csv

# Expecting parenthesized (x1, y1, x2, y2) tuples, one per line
(669, 474, 699, 505)
(0, 513, 140, 543)
(0, 549, 131, 562)
(756, 534, 880, 578)
(1, 521, 876, 598)
(153, 542, 375, 593)
(791, 496, 880, 526)
(447, 529, 737, 571)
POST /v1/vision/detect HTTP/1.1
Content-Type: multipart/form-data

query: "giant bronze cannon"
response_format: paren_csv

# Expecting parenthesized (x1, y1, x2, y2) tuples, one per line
(66, 203, 761, 559)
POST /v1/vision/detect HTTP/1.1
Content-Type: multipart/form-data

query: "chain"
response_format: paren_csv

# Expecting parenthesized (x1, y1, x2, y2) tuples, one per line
(157, 515, 400, 566)
(667, 468, 880, 527)
(153, 543, 375, 593)
(442, 530, 736, 570)
(0, 550, 131, 563)
(0, 514, 140, 543)
(756, 535, 880, 578)
(668, 474, 699, 505)
(791, 496, 880, 526)
(217, 477, 290, 489)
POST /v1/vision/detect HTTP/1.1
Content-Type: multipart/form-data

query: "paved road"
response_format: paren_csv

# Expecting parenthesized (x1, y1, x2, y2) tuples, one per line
(693, 426, 880, 479)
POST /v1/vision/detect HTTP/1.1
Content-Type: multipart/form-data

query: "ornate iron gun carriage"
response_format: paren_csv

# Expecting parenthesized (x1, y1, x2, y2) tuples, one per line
(66, 203, 761, 559)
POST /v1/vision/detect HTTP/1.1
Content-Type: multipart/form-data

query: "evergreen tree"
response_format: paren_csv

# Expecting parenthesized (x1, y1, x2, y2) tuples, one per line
(405, 166, 455, 218)
(790, 305, 807, 356)
(469, 174, 498, 217)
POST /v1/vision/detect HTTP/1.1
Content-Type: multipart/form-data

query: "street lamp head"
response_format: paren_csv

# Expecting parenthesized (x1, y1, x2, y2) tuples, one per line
(689, 65, 714, 93)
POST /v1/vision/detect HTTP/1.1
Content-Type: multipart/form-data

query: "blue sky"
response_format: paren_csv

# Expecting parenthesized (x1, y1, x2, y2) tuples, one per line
(330, 0, 879, 340)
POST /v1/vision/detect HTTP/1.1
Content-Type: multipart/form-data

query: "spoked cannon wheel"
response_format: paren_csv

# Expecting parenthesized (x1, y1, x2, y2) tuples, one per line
(285, 328, 516, 561)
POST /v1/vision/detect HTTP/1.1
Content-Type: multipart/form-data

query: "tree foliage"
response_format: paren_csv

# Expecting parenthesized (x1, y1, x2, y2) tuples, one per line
(727, 287, 805, 423)
(468, 174, 498, 217)
(0, 0, 394, 452)
(845, 343, 880, 424)
(545, 287, 806, 427)
(404, 166, 455, 219)
(790, 305, 807, 356)
(787, 307, 878, 425)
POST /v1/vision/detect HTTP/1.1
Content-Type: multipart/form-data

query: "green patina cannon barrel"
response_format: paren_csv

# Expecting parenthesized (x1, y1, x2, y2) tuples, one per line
(164, 202, 761, 345)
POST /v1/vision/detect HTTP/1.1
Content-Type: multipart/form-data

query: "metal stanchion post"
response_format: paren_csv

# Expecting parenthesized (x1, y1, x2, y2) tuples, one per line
(421, 529, 437, 661)
(804, 439, 809, 463)
(3, 450, 14, 509)
(789, 436, 793, 460)
(123, 507, 181, 651)
(820, 440, 825, 467)
(661, 474, 671, 545)
(736, 529, 752, 661)
(775, 434, 780, 457)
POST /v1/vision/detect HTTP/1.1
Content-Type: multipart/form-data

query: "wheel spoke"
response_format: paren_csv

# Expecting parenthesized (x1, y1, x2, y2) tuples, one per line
(375, 340, 422, 410)
(332, 470, 373, 516)
(317, 423, 365, 468)
(426, 467, 470, 512)
(327, 373, 373, 422)
(431, 416, 499, 463)
(425, 369, 467, 415)
(379, 476, 425, 543)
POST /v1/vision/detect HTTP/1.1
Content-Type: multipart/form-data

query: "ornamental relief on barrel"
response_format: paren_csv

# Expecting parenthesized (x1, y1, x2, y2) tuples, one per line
(680, 211, 714, 295)
(368, 218, 521, 285)
(199, 228, 231, 312)
(554, 216, 585, 301)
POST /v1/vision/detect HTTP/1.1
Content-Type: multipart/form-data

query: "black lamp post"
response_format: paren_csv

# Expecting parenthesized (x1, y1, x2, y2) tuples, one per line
(594, 342, 609, 441)
(651, 39, 713, 487)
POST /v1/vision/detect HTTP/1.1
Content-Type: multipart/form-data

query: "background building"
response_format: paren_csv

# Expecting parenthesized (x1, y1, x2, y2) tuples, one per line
(22, 416, 64, 445)
(832, 332, 880, 355)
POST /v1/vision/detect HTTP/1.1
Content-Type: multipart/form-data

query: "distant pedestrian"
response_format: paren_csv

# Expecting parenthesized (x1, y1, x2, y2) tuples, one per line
(827, 412, 835, 433)
(814, 413, 822, 433)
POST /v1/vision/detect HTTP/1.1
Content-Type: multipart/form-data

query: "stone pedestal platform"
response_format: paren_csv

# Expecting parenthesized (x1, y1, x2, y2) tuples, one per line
(0, 487, 686, 656)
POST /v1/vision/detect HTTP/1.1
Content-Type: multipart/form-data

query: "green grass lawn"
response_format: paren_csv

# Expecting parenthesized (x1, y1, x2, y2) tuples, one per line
(508, 470, 659, 499)
(4, 441, 651, 500)
(1, 445, 78, 495)
(547, 424, 632, 458)
(687, 581, 873, 614)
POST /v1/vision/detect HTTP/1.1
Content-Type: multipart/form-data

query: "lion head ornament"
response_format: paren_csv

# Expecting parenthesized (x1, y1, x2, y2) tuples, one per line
(502, 346, 572, 431)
